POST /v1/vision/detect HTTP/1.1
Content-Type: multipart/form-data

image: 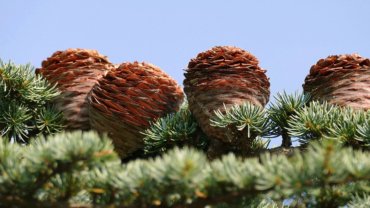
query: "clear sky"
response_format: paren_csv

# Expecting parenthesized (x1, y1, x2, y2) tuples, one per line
(1, 0, 370, 96)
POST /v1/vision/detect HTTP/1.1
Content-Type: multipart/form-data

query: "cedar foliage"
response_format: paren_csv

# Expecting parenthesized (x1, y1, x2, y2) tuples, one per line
(0, 60, 369, 207)
(0, 60, 63, 142)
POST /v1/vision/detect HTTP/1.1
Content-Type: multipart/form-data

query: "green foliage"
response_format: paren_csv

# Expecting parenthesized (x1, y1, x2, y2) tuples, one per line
(0, 132, 369, 207)
(348, 194, 370, 208)
(357, 118, 370, 146)
(0, 131, 118, 207)
(288, 101, 370, 147)
(0, 60, 63, 142)
(0, 102, 32, 141)
(144, 93, 370, 155)
(326, 107, 368, 146)
(211, 102, 270, 138)
(268, 92, 310, 135)
(288, 101, 341, 142)
(268, 91, 310, 147)
(142, 103, 208, 155)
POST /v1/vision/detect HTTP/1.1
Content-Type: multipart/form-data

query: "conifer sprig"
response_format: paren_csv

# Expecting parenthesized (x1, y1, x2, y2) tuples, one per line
(0, 60, 63, 142)
(35, 106, 64, 136)
(142, 103, 207, 155)
(348, 194, 370, 208)
(0, 60, 59, 105)
(210, 102, 270, 139)
(357, 120, 370, 146)
(0, 102, 32, 142)
(288, 101, 370, 147)
(287, 101, 341, 143)
(326, 107, 368, 147)
(268, 91, 310, 146)
(0, 131, 118, 205)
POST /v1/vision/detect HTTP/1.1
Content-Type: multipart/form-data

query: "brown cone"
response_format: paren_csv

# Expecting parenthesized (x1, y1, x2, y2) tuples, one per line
(36, 48, 114, 130)
(303, 54, 370, 109)
(88, 62, 184, 158)
(184, 46, 270, 145)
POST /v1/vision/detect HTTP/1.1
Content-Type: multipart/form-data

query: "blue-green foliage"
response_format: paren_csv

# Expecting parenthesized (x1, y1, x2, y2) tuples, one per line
(0, 60, 63, 142)
(0, 132, 369, 207)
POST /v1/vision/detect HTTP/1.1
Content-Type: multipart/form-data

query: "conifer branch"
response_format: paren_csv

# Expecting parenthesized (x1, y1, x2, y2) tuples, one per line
(0, 131, 119, 205)
(88, 140, 370, 207)
(210, 102, 271, 141)
(0, 59, 63, 142)
(268, 91, 310, 147)
(348, 194, 370, 208)
(326, 107, 368, 147)
(142, 103, 208, 155)
(288, 101, 370, 147)
(0, 131, 369, 207)
(357, 120, 370, 146)
(288, 101, 341, 142)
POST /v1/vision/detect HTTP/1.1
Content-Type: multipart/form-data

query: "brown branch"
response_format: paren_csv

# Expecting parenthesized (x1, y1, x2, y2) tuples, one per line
(281, 129, 292, 147)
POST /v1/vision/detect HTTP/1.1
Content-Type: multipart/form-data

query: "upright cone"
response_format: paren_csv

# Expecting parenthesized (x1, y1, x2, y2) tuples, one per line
(184, 46, 270, 146)
(89, 62, 184, 158)
(303, 54, 370, 109)
(36, 49, 114, 130)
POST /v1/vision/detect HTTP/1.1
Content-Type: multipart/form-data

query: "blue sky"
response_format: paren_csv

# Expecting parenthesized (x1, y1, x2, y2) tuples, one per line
(1, 0, 370, 96)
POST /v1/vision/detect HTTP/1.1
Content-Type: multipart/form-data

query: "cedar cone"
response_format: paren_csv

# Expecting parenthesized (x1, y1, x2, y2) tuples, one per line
(36, 48, 114, 130)
(184, 46, 270, 147)
(303, 54, 370, 109)
(88, 62, 184, 158)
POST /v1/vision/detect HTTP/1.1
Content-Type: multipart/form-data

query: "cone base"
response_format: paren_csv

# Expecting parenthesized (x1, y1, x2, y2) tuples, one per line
(304, 68, 370, 109)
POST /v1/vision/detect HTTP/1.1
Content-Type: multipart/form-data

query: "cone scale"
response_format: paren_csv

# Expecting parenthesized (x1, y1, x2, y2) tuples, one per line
(303, 54, 370, 109)
(88, 62, 184, 158)
(184, 46, 270, 154)
(36, 49, 114, 130)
